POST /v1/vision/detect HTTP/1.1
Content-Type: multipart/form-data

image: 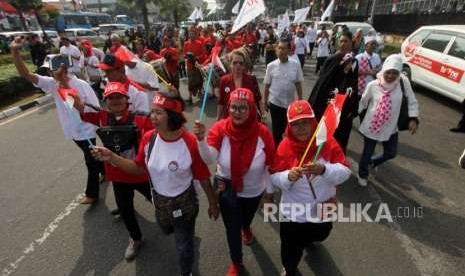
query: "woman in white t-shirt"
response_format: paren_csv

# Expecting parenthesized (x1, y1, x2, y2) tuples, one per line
(91, 92, 219, 276)
(316, 30, 330, 74)
(193, 88, 275, 276)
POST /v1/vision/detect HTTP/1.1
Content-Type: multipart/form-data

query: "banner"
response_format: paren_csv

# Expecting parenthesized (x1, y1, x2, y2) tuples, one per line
(293, 7, 310, 23)
(231, 0, 266, 34)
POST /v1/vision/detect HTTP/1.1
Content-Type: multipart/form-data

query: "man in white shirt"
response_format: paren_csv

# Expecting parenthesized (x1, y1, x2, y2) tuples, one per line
(306, 22, 317, 58)
(257, 24, 268, 59)
(96, 54, 150, 113)
(125, 59, 160, 108)
(59, 35, 82, 77)
(355, 37, 382, 95)
(264, 39, 304, 145)
(10, 38, 103, 205)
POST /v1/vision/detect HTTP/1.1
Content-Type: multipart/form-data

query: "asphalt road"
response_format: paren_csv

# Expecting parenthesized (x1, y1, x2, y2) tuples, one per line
(1, 56, 464, 276)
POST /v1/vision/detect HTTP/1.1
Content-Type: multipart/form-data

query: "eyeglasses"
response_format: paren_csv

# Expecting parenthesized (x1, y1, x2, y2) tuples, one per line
(232, 61, 243, 65)
(229, 104, 249, 113)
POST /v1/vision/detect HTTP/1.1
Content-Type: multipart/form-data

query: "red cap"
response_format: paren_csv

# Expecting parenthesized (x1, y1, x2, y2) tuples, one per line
(103, 82, 128, 99)
(287, 100, 315, 123)
(96, 54, 125, 70)
(152, 92, 183, 114)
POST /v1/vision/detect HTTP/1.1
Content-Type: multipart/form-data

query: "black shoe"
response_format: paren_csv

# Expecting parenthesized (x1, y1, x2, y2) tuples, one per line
(449, 127, 465, 133)
(110, 209, 120, 217)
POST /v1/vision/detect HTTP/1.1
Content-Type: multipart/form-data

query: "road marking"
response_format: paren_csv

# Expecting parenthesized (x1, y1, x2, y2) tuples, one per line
(1, 193, 83, 276)
(0, 102, 54, 127)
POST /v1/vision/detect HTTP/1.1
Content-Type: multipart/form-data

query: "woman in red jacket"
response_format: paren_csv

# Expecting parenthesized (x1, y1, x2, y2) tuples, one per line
(72, 82, 154, 261)
(217, 50, 262, 120)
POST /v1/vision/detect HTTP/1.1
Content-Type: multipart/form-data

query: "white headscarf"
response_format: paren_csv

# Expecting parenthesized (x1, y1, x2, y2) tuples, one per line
(377, 54, 403, 88)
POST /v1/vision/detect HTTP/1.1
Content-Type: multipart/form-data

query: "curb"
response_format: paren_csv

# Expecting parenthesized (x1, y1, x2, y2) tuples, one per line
(0, 94, 54, 120)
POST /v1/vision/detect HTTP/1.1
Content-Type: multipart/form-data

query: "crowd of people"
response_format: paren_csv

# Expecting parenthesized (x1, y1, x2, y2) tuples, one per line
(9, 20, 425, 276)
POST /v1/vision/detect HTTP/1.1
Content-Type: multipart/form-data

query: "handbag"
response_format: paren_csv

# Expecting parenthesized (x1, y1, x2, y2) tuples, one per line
(397, 78, 410, 131)
(96, 113, 139, 154)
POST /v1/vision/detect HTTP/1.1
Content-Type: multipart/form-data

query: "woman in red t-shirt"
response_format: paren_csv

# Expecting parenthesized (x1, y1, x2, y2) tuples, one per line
(91, 92, 219, 276)
(217, 50, 262, 120)
(193, 88, 275, 276)
(72, 82, 154, 261)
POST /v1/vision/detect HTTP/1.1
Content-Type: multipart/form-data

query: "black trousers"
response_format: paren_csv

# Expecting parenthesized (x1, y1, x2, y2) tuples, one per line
(219, 188, 263, 263)
(280, 221, 333, 276)
(297, 54, 305, 69)
(308, 42, 315, 56)
(74, 138, 103, 199)
(258, 43, 265, 57)
(269, 103, 288, 146)
(112, 181, 152, 241)
(315, 56, 327, 73)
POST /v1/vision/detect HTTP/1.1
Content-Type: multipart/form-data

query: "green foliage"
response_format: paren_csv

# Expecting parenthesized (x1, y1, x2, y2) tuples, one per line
(0, 52, 31, 66)
(0, 62, 36, 101)
(8, 0, 43, 11)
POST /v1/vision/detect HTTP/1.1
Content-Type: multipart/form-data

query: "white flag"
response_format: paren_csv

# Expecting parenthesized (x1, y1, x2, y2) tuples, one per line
(293, 7, 310, 23)
(207, 8, 216, 17)
(188, 8, 197, 21)
(231, 0, 266, 34)
(232, 0, 240, 14)
(321, 0, 335, 21)
(196, 7, 203, 20)
(277, 11, 290, 35)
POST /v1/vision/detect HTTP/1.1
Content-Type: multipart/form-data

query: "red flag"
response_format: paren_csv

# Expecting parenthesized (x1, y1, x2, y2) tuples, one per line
(316, 94, 347, 146)
(57, 88, 78, 102)
(211, 44, 226, 72)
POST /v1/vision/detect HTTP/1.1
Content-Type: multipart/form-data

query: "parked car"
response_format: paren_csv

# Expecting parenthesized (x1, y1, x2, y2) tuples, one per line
(65, 28, 104, 45)
(333, 22, 384, 51)
(401, 25, 465, 103)
(32, 30, 60, 48)
(98, 23, 133, 39)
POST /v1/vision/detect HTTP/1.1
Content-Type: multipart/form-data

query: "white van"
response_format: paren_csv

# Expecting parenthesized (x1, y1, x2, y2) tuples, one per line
(401, 25, 465, 103)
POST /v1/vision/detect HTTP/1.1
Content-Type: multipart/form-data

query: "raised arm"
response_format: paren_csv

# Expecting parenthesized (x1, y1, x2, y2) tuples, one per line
(10, 38, 38, 85)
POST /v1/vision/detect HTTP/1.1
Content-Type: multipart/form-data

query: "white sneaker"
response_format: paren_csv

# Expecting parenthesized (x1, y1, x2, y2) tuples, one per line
(459, 149, 465, 169)
(124, 238, 143, 260)
(357, 175, 368, 187)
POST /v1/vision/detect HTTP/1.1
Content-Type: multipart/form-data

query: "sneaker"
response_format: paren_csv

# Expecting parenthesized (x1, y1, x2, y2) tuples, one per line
(241, 228, 254, 245)
(79, 196, 97, 204)
(281, 267, 287, 276)
(459, 149, 465, 169)
(357, 175, 368, 187)
(226, 262, 243, 276)
(110, 209, 120, 217)
(124, 238, 143, 261)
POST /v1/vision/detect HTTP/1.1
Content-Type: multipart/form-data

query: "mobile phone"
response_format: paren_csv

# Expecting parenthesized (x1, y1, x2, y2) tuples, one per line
(49, 55, 73, 71)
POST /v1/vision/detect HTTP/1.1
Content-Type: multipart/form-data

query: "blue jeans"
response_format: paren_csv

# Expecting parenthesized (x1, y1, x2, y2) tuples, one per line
(358, 133, 398, 178)
(173, 217, 196, 276)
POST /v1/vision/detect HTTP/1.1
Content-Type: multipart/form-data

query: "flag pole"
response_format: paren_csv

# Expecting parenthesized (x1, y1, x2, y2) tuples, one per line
(199, 63, 214, 121)
(298, 114, 324, 167)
